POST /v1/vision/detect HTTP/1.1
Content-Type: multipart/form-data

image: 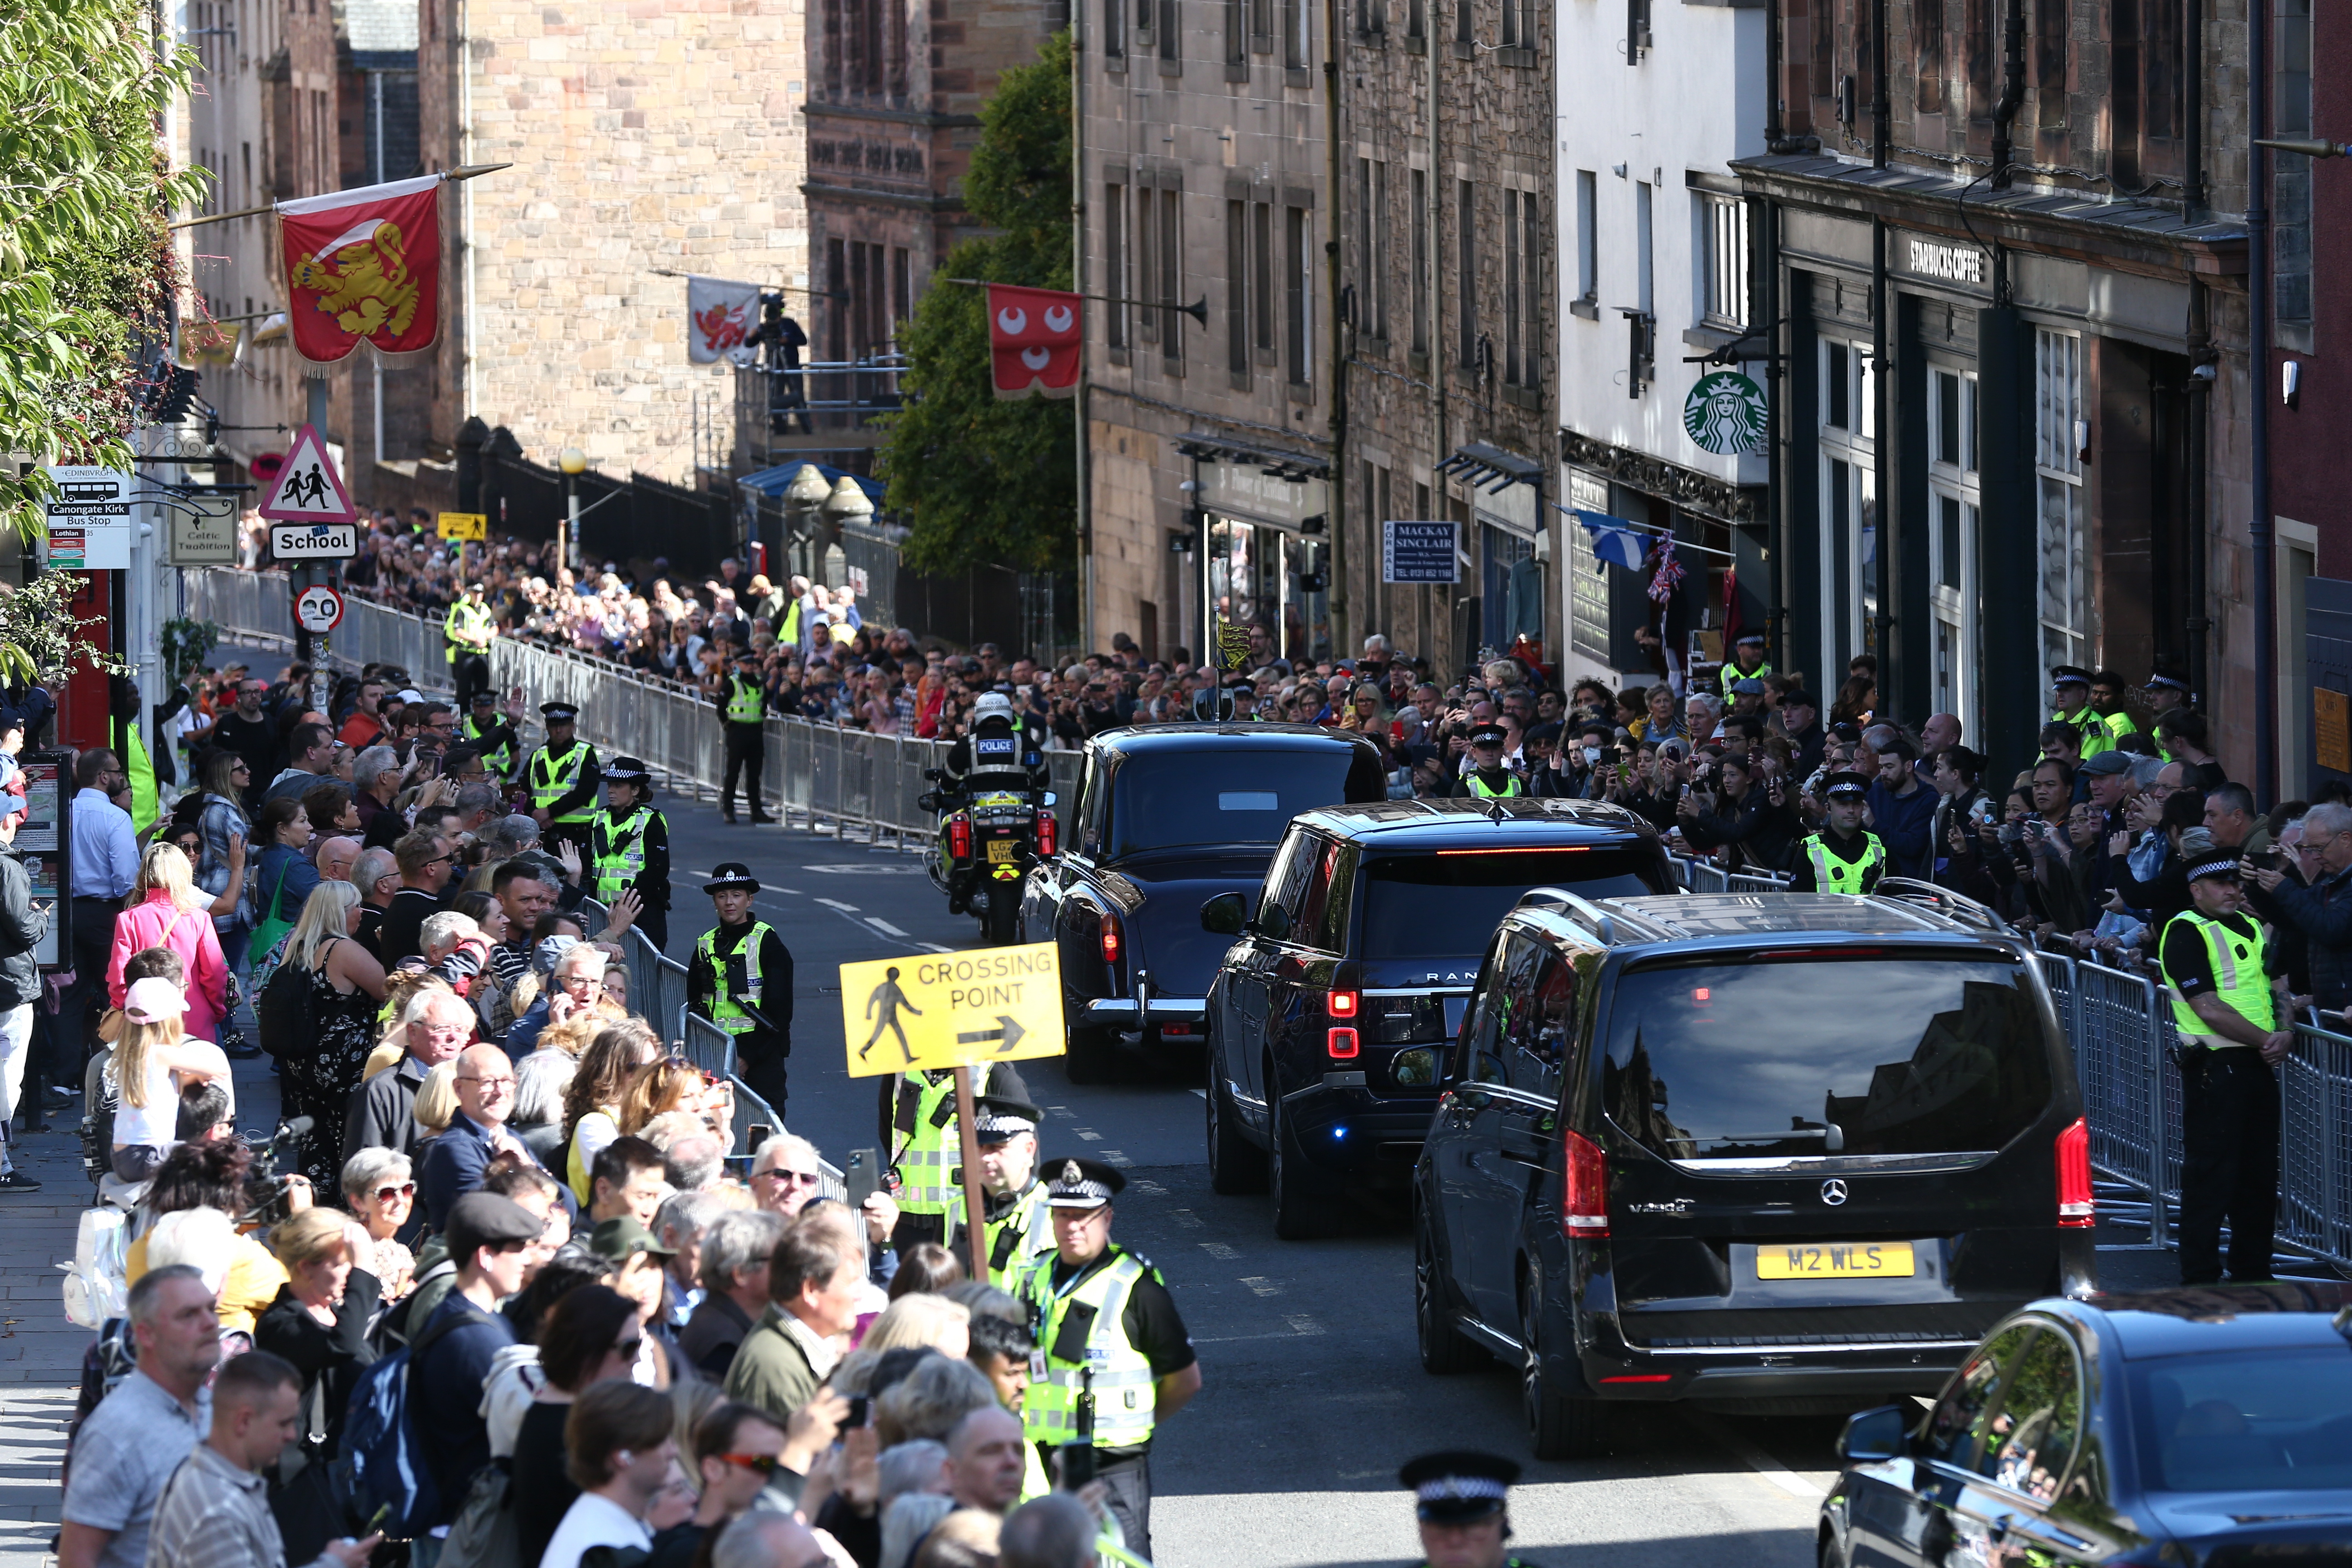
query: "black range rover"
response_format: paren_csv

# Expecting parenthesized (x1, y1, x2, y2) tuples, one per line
(1414, 890, 2094, 1459)
(1200, 797, 1675, 1238)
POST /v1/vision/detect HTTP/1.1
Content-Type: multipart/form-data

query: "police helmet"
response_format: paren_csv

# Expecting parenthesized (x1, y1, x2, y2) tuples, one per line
(972, 691, 1016, 728)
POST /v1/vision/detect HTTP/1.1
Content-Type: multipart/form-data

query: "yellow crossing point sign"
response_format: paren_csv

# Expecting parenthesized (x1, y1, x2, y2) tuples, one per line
(839, 943, 1066, 1078)
(438, 511, 488, 540)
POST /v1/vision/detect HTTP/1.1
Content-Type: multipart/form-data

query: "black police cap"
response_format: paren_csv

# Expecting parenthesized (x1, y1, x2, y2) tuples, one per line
(1398, 1450, 1520, 1523)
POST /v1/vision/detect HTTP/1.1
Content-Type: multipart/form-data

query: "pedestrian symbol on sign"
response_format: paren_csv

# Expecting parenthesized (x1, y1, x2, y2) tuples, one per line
(259, 424, 358, 524)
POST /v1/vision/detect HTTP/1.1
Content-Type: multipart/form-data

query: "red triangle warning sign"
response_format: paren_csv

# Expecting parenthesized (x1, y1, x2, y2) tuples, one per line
(259, 424, 357, 524)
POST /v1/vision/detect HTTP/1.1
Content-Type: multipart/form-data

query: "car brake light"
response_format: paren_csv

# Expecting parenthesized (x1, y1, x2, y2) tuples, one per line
(947, 818, 972, 858)
(1099, 913, 1122, 967)
(1327, 1026, 1360, 1059)
(1562, 1130, 1609, 1238)
(1599, 1374, 1673, 1384)
(1036, 812, 1057, 857)
(2056, 1116, 2094, 1227)
(1327, 989, 1359, 1019)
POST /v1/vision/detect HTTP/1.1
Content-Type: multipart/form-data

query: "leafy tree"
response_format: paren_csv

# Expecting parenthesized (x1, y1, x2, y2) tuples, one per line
(0, 1, 206, 546)
(877, 31, 1074, 576)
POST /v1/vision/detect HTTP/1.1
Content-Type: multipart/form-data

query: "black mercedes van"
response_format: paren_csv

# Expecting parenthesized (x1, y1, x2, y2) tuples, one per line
(1413, 888, 2094, 1459)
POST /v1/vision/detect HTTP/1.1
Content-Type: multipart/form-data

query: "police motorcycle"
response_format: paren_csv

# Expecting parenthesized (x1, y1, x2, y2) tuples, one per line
(919, 691, 1055, 945)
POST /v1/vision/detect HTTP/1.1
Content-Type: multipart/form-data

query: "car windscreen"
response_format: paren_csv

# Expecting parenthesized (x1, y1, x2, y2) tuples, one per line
(2132, 1349, 2352, 1493)
(1108, 749, 1360, 857)
(1359, 849, 1663, 960)
(1599, 955, 2054, 1164)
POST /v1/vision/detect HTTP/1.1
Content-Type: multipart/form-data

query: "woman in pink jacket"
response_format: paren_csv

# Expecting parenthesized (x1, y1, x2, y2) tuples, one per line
(108, 842, 233, 1044)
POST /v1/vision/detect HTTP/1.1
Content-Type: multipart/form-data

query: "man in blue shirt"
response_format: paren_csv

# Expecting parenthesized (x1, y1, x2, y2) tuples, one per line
(408, 1192, 542, 1562)
(1861, 726, 1936, 881)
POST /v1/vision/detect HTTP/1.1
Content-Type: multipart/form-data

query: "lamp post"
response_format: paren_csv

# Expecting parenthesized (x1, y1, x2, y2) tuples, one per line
(558, 446, 587, 578)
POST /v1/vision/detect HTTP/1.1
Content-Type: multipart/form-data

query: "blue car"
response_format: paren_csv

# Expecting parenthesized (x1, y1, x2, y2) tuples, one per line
(1823, 1281, 2352, 1567)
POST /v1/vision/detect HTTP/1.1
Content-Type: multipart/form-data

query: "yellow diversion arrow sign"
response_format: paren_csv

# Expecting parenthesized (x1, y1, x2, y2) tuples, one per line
(838, 942, 1066, 1078)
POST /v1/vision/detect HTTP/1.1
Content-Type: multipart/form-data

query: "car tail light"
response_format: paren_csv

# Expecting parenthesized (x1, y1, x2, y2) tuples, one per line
(1099, 913, 1122, 968)
(1599, 1373, 1673, 1384)
(1327, 1026, 1360, 1059)
(1326, 989, 1359, 1019)
(1562, 1130, 1609, 1238)
(1036, 811, 1057, 857)
(2056, 1116, 2094, 1228)
(947, 818, 972, 859)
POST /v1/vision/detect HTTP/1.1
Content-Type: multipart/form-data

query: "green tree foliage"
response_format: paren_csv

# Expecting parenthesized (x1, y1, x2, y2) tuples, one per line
(877, 31, 1074, 576)
(0, 1, 206, 543)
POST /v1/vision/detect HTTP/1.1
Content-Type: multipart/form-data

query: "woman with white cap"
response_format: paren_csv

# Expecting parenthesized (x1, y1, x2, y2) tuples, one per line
(107, 977, 231, 1181)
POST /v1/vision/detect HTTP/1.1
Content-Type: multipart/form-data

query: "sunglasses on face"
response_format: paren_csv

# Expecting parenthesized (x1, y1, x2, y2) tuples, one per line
(755, 1167, 820, 1186)
(717, 1452, 783, 1476)
(372, 1182, 417, 1202)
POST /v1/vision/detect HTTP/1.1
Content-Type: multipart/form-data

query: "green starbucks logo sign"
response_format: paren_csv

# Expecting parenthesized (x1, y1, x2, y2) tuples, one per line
(1683, 370, 1769, 456)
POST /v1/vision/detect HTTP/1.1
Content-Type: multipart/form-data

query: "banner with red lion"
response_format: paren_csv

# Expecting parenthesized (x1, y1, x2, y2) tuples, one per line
(276, 174, 443, 366)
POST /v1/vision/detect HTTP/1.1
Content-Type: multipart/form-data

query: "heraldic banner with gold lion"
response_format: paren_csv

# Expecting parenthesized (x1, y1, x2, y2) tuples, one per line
(277, 174, 443, 366)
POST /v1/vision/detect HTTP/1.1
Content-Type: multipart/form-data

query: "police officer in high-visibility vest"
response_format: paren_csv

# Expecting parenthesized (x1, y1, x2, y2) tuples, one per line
(463, 688, 524, 782)
(527, 701, 602, 860)
(443, 581, 497, 710)
(881, 1058, 1023, 1249)
(1450, 724, 1525, 799)
(1397, 1451, 1546, 1568)
(715, 647, 774, 826)
(2048, 665, 2112, 760)
(689, 862, 794, 1112)
(2159, 852, 2293, 1285)
(1791, 770, 1886, 893)
(1014, 1157, 1200, 1561)
(591, 756, 671, 951)
(974, 1093, 1055, 1291)
(1716, 630, 1770, 701)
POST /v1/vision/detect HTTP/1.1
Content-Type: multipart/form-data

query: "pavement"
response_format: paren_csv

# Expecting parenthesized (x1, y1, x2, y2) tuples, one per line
(0, 647, 2227, 1568)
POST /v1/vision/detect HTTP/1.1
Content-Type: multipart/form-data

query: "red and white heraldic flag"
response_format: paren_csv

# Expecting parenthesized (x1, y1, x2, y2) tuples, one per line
(986, 284, 1082, 400)
(276, 174, 444, 367)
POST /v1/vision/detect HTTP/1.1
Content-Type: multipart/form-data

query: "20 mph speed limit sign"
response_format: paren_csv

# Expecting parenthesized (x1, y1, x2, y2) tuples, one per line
(294, 584, 345, 634)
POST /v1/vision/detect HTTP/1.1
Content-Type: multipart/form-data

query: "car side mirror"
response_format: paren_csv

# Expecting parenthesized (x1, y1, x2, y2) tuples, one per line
(1251, 904, 1291, 941)
(1837, 1405, 1910, 1464)
(1199, 892, 1246, 936)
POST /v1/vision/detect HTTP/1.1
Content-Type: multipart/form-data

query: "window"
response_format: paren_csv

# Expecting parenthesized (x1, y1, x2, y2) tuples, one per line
(1928, 367, 1981, 734)
(1407, 0, 1424, 38)
(1105, 182, 1129, 350)
(1697, 192, 1747, 330)
(1410, 168, 1431, 354)
(825, 238, 849, 360)
(1251, 0, 1272, 49)
(1226, 0, 1245, 64)
(1922, 1327, 2037, 1469)
(1635, 179, 1654, 314)
(1503, 189, 1539, 388)
(1456, 179, 1476, 368)
(1284, 0, 1308, 67)
(1226, 198, 1249, 373)
(891, 249, 912, 343)
(1358, 159, 1389, 341)
(1981, 1331, 2082, 1502)
(888, 0, 908, 93)
(824, 0, 845, 92)
(1136, 190, 1159, 345)
(1575, 170, 1598, 308)
(1252, 201, 1275, 357)
(2035, 329, 2086, 672)
(1157, 187, 1184, 364)
(2277, 0, 2313, 348)
(1106, 0, 1127, 56)
(1455, 0, 1471, 45)
(1160, 0, 1179, 62)
(1819, 337, 1877, 672)
(1284, 204, 1312, 385)
(1500, 0, 1535, 49)
(1357, 0, 1385, 34)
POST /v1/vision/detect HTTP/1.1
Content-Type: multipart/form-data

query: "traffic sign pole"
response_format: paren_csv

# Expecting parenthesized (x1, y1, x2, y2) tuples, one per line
(953, 1066, 989, 1281)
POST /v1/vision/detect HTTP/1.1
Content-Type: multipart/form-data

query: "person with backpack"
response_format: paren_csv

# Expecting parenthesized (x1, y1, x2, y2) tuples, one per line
(59, 1265, 221, 1568)
(264, 882, 386, 1192)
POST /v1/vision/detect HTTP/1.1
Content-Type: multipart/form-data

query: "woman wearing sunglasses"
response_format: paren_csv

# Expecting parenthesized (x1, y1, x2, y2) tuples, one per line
(514, 1283, 648, 1568)
(339, 1147, 418, 1298)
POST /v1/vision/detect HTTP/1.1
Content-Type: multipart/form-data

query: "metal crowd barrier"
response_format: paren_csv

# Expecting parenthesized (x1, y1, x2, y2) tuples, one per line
(1666, 856, 1790, 894)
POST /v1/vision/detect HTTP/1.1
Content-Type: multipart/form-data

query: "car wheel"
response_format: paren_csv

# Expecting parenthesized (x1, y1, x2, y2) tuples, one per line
(1414, 1200, 1484, 1374)
(1818, 1535, 1847, 1568)
(1063, 1024, 1114, 1085)
(1205, 1051, 1269, 1196)
(1268, 1083, 1341, 1240)
(1523, 1274, 1608, 1460)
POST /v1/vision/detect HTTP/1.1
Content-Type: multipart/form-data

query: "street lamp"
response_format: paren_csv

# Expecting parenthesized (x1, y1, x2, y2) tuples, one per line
(558, 446, 587, 577)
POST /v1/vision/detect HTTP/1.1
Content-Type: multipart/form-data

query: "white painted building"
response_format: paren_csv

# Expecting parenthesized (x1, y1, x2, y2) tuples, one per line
(1553, 0, 1763, 691)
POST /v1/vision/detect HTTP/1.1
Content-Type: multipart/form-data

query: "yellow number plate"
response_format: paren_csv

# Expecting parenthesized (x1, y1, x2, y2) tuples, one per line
(986, 839, 1019, 863)
(1755, 1241, 1916, 1280)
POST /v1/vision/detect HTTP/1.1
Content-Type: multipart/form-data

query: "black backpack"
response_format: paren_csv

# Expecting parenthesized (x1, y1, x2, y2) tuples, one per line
(256, 948, 317, 1059)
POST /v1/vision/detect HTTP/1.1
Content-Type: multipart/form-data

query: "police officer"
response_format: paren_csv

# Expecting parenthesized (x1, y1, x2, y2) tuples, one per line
(881, 1058, 1020, 1250)
(1014, 1157, 1200, 1561)
(1717, 630, 1770, 700)
(942, 691, 1050, 802)
(1226, 681, 1259, 720)
(443, 580, 496, 709)
(463, 687, 524, 782)
(526, 701, 602, 860)
(2145, 663, 2193, 722)
(689, 863, 793, 1112)
(975, 1092, 1055, 1291)
(2159, 852, 2293, 1285)
(2048, 665, 2112, 759)
(1397, 1451, 1542, 1568)
(1791, 770, 1885, 893)
(591, 757, 670, 950)
(1451, 724, 1524, 799)
(716, 646, 775, 826)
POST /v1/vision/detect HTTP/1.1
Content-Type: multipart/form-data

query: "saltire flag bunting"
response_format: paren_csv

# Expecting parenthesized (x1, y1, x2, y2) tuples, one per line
(688, 276, 763, 365)
(987, 284, 1082, 400)
(276, 174, 444, 366)
(1573, 510, 1651, 573)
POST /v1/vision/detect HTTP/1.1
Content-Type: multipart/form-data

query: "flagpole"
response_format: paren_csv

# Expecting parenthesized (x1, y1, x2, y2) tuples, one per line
(937, 278, 1207, 329)
(167, 163, 512, 230)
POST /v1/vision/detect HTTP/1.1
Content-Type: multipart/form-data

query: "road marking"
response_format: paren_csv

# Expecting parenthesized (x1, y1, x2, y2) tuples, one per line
(1283, 1313, 1326, 1336)
(918, 942, 954, 954)
(1132, 1178, 1169, 1195)
(772, 886, 802, 896)
(1168, 1209, 1203, 1229)
(1101, 1150, 1134, 1166)
(1075, 1129, 1102, 1142)
(1236, 1276, 1282, 1297)
(1686, 1413, 1829, 1502)
(1199, 1242, 1240, 1259)
(866, 917, 910, 937)
(1046, 1105, 1078, 1118)
(816, 898, 861, 913)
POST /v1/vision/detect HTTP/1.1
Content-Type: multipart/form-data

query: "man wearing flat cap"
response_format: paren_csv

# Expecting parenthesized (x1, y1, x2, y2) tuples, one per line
(1791, 771, 1886, 894)
(1398, 1450, 1539, 1568)
(1451, 724, 1525, 799)
(690, 863, 793, 1112)
(590, 756, 670, 949)
(2160, 852, 2292, 1285)
(1011, 1157, 1200, 1561)
(525, 701, 602, 860)
(972, 1092, 1055, 1290)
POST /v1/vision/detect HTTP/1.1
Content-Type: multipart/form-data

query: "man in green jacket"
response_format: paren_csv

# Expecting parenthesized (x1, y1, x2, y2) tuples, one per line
(723, 1221, 865, 1424)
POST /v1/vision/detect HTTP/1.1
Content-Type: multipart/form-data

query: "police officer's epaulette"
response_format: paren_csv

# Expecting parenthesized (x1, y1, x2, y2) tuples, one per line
(1114, 1244, 1166, 1285)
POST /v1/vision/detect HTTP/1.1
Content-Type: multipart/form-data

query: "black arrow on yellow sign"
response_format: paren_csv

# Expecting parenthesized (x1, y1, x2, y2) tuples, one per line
(955, 1016, 1027, 1054)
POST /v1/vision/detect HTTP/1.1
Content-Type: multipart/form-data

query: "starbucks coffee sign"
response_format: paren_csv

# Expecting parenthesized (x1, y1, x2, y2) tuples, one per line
(1683, 370, 1768, 456)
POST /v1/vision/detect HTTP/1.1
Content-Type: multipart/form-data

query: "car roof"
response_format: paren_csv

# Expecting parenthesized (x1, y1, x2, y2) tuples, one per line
(1090, 723, 1380, 756)
(1295, 796, 1659, 845)
(1601, 892, 1964, 938)
(2062, 1281, 2352, 1359)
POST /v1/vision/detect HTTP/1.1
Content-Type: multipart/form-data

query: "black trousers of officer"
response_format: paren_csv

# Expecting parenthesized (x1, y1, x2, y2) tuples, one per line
(2178, 1046, 2282, 1284)
(1096, 1452, 1154, 1562)
(632, 905, 668, 954)
(450, 651, 490, 710)
(722, 721, 767, 818)
(738, 1038, 789, 1117)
